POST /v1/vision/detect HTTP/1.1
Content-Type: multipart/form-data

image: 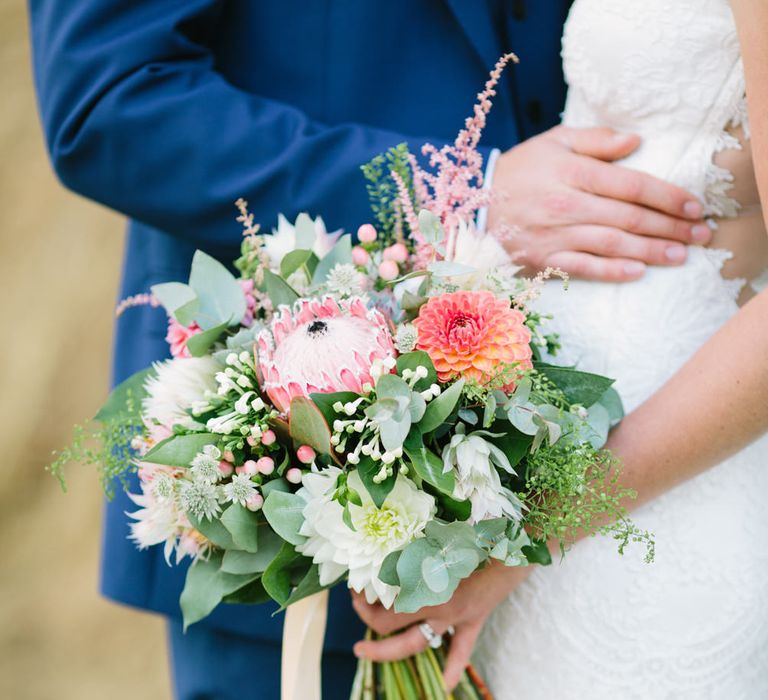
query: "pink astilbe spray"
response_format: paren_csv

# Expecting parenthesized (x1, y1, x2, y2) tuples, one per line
(398, 53, 519, 262)
(115, 293, 160, 318)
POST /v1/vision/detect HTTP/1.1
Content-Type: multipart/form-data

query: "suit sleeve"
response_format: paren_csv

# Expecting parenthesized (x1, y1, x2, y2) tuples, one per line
(28, 0, 473, 246)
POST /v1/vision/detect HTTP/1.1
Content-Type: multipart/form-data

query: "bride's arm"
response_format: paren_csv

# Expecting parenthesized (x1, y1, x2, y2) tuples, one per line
(610, 0, 768, 504)
(352, 5, 768, 684)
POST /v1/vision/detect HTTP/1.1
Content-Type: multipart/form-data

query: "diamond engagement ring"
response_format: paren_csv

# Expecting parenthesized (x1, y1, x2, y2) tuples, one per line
(418, 622, 444, 649)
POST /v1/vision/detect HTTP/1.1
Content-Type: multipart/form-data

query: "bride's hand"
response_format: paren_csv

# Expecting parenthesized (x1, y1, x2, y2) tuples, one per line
(351, 561, 532, 690)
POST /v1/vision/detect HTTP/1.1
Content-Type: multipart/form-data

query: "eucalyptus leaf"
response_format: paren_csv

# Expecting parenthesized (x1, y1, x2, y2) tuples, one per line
(280, 248, 314, 279)
(261, 542, 304, 606)
(522, 538, 552, 566)
(263, 268, 300, 308)
(403, 435, 455, 496)
(312, 234, 352, 285)
(427, 261, 476, 277)
(188, 512, 237, 550)
(180, 551, 259, 629)
(280, 564, 332, 610)
(262, 491, 307, 546)
(418, 209, 444, 245)
(186, 322, 228, 357)
(220, 503, 260, 553)
(221, 526, 283, 574)
(151, 281, 197, 320)
(188, 250, 246, 330)
(378, 550, 402, 586)
(421, 555, 451, 593)
(221, 578, 270, 605)
(143, 433, 220, 467)
(395, 539, 456, 613)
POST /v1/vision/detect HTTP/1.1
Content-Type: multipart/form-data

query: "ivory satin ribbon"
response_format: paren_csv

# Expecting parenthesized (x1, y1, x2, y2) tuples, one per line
(281, 589, 329, 700)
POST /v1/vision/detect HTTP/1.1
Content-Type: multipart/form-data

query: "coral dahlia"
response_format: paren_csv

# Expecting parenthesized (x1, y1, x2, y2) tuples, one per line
(257, 296, 396, 414)
(414, 290, 532, 389)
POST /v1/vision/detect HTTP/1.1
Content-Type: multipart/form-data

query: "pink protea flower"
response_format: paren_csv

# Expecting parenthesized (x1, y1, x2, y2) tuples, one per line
(414, 290, 532, 390)
(258, 296, 396, 413)
(165, 318, 202, 358)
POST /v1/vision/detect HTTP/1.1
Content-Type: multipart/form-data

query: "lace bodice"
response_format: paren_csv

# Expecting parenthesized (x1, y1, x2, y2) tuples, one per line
(474, 2, 768, 698)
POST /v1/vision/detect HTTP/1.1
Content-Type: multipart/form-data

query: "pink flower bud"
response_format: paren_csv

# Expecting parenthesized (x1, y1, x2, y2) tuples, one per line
(256, 456, 275, 475)
(224, 450, 236, 463)
(351, 246, 370, 266)
(296, 445, 316, 464)
(378, 259, 399, 281)
(246, 436, 257, 447)
(286, 467, 303, 484)
(246, 493, 264, 512)
(261, 429, 277, 446)
(218, 460, 234, 477)
(243, 459, 258, 475)
(235, 465, 245, 475)
(357, 224, 377, 243)
(383, 243, 408, 263)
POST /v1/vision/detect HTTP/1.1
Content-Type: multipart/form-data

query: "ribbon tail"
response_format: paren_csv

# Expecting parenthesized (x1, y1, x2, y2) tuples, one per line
(281, 589, 329, 700)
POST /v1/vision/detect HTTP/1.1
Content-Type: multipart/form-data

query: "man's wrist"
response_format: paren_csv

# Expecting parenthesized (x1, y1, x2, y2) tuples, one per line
(476, 147, 501, 234)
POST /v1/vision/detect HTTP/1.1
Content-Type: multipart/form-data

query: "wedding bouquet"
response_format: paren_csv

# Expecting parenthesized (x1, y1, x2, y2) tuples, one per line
(53, 55, 652, 700)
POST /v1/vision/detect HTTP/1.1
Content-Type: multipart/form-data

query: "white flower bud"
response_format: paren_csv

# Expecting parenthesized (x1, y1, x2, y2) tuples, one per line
(226, 353, 239, 366)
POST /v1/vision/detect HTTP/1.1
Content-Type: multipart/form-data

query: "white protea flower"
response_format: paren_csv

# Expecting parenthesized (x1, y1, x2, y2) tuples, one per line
(178, 478, 221, 521)
(222, 473, 258, 507)
(143, 356, 219, 430)
(128, 489, 181, 563)
(190, 445, 222, 482)
(326, 263, 365, 297)
(263, 213, 341, 266)
(442, 425, 524, 524)
(446, 219, 521, 291)
(296, 468, 435, 607)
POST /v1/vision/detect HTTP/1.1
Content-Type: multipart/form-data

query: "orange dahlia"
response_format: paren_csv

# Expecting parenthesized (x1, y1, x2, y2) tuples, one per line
(414, 290, 532, 389)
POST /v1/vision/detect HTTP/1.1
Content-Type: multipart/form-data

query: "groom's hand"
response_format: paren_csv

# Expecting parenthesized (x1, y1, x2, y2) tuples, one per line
(488, 126, 711, 282)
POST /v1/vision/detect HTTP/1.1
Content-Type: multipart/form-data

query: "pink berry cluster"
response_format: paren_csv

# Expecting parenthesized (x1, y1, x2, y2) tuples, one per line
(352, 223, 410, 283)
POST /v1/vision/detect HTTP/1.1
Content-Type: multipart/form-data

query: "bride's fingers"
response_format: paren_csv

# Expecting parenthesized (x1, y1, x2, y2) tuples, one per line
(353, 619, 455, 662)
(442, 622, 483, 691)
(350, 592, 422, 635)
(564, 225, 688, 267)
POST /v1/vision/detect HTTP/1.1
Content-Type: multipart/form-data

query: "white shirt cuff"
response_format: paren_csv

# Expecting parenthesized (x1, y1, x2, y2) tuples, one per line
(476, 147, 501, 234)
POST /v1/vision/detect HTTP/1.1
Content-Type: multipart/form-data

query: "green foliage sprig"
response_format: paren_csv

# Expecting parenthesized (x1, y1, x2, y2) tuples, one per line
(361, 143, 416, 244)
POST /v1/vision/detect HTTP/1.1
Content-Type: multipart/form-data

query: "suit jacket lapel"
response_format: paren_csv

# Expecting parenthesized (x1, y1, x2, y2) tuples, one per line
(444, 0, 505, 71)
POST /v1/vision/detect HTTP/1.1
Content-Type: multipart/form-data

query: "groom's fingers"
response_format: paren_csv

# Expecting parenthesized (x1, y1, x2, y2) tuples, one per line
(551, 125, 641, 161)
(543, 250, 647, 282)
(575, 157, 706, 224)
(583, 193, 705, 243)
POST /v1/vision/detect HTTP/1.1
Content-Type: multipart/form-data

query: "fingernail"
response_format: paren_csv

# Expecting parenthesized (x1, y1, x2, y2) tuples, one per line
(353, 645, 363, 658)
(691, 224, 711, 243)
(684, 201, 703, 218)
(665, 245, 687, 263)
(623, 261, 646, 277)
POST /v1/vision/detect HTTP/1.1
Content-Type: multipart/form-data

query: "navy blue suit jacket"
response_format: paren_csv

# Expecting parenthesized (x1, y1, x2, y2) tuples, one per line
(29, 0, 569, 650)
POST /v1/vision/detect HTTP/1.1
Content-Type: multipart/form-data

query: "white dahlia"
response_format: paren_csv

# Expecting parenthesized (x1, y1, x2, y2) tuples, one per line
(257, 296, 396, 414)
(143, 356, 219, 430)
(296, 468, 436, 607)
(264, 213, 341, 267)
(442, 425, 524, 524)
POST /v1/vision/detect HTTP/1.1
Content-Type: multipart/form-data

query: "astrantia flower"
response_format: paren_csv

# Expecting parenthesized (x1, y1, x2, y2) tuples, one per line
(263, 213, 341, 267)
(190, 445, 222, 482)
(326, 263, 366, 297)
(178, 478, 221, 521)
(143, 356, 219, 430)
(395, 323, 419, 353)
(442, 425, 524, 524)
(257, 296, 396, 414)
(296, 468, 435, 607)
(222, 473, 258, 507)
(414, 290, 532, 389)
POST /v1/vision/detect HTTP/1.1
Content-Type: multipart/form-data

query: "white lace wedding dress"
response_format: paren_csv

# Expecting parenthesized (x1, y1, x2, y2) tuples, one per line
(474, 2, 768, 698)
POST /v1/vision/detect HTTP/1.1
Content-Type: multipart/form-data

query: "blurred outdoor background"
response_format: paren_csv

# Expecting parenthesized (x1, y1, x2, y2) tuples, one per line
(0, 3, 170, 698)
